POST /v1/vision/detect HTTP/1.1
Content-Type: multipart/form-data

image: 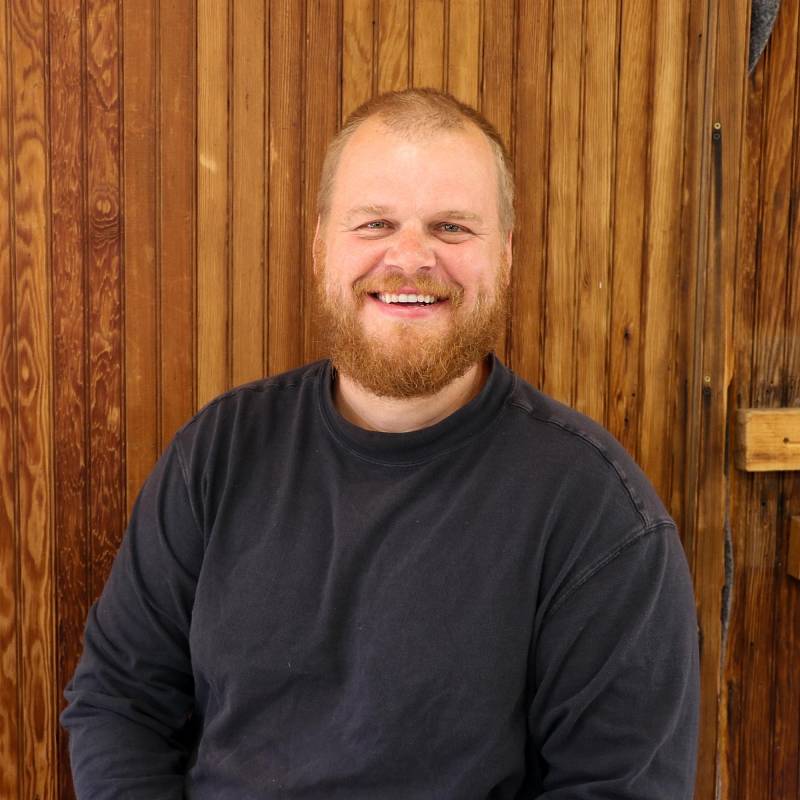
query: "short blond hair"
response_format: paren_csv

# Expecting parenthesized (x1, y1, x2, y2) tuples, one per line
(317, 88, 515, 233)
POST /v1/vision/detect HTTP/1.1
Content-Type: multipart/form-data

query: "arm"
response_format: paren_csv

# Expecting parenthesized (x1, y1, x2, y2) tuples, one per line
(528, 523, 699, 798)
(61, 440, 204, 799)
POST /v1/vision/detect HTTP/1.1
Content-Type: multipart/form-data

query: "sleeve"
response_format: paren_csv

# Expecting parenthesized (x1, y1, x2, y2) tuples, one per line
(527, 523, 700, 799)
(61, 437, 205, 800)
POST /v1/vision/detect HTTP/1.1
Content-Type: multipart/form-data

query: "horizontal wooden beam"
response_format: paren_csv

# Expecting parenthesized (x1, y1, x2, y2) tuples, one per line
(789, 517, 800, 581)
(735, 408, 800, 472)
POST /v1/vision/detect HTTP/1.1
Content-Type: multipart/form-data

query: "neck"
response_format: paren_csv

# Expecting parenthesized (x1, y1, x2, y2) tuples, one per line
(333, 358, 490, 433)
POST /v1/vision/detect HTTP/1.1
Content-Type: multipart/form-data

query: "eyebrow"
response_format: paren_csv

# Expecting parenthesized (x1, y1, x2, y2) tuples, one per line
(343, 205, 485, 225)
(343, 205, 392, 225)
(437, 210, 484, 224)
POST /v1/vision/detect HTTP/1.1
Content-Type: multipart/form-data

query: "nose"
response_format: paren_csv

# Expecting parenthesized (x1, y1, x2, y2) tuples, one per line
(384, 227, 436, 272)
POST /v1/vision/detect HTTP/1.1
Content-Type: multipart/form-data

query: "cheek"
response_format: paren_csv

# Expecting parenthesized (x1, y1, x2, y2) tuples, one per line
(326, 241, 385, 283)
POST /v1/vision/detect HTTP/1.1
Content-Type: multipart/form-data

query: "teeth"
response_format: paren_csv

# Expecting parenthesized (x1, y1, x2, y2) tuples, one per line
(377, 293, 438, 304)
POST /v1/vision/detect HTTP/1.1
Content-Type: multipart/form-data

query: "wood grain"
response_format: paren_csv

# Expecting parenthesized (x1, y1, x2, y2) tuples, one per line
(573, 0, 615, 424)
(412, 0, 444, 89)
(479, 0, 513, 361)
(0, 3, 20, 796)
(773, 23, 800, 791)
(725, 41, 767, 800)
(735, 409, 800, 471)
(9, 0, 56, 794)
(86, 0, 123, 598)
(609, 0, 651, 459)
(542, 0, 582, 405)
(48, 0, 88, 794)
(197, 0, 230, 405)
(231, 0, 265, 385)
(123, 0, 159, 513)
(788, 517, 800, 580)
(342, 0, 374, 120)
(3, 2, 798, 795)
(637, 0, 687, 504)
(302, 0, 340, 365)
(446, 0, 479, 107)
(690, 1, 751, 796)
(378, 0, 409, 94)
(268, 2, 304, 376)
(737, 3, 798, 794)
(159, 0, 195, 438)
(508, 0, 550, 388)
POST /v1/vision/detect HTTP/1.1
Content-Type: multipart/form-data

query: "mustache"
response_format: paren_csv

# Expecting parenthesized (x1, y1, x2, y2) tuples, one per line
(352, 273, 464, 305)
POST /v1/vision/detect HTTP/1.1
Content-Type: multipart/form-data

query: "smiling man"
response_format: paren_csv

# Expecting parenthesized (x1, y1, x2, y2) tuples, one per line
(62, 89, 699, 799)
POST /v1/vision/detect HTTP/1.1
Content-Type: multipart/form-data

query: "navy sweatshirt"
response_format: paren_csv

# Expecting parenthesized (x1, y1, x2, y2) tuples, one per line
(62, 356, 699, 798)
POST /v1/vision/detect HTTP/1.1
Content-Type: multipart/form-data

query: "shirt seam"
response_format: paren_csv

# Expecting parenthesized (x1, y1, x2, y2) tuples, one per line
(172, 437, 206, 547)
(177, 365, 323, 437)
(508, 399, 651, 528)
(544, 521, 676, 620)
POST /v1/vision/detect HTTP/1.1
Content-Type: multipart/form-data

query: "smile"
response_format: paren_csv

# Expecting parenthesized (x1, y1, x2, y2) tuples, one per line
(375, 292, 440, 305)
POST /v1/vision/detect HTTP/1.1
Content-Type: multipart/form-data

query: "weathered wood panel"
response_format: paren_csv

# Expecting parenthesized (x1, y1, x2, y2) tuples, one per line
(725, 4, 800, 800)
(608, 0, 651, 462)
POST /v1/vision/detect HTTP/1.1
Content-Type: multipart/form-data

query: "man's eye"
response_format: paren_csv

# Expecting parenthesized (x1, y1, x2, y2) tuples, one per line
(363, 220, 387, 230)
(439, 223, 467, 234)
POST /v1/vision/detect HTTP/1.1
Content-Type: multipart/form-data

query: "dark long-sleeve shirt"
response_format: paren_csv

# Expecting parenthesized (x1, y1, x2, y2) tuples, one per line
(62, 355, 699, 798)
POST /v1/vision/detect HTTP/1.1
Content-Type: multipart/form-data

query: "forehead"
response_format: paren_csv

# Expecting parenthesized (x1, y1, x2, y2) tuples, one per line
(329, 118, 500, 223)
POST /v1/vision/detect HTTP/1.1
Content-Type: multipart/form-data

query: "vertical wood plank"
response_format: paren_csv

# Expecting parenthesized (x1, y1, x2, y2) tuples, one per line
(197, 0, 229, 405)
(268, 3, 304, 375)
(638, 0, 687, 502)
(160, 0, 195, 437)
(303, 0, 340, 365)
(86, 0, 123, 596)
(9, 0, 56, 793)
(690, 1, 750, 796)
(773, 18, 800, 793)
(412, 0, 445, 89)
(48, 0, 87, 794)
(738, 3, 798, 796)
(480, 0, 514, 362)
(542, 0, 582, 404)
(342, 0, 374, 120)
(573, 0, 616, 423)
(608, 0, 651, 457)
(231, 0, 265, 385)
(446, 0, 479, 107)
(0, 3, 21, 796)
(377, 0, 409, 93)
(725, 47, 766, 800)
(509, 0, 550, 387)
(123, 0, 159, 511)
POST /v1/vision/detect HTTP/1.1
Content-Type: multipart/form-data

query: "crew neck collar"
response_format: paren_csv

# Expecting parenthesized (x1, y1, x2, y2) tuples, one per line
(317, 354, 514, 467)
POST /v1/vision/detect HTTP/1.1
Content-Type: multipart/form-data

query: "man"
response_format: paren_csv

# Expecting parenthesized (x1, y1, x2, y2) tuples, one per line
(62, 89, 699, 798)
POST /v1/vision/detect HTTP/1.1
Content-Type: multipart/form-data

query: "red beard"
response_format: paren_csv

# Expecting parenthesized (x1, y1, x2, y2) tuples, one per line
(313, 250, 510, 398)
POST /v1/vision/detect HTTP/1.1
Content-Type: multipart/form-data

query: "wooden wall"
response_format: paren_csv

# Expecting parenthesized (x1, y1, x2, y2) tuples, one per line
(0, 0, 797, 798)
(724, 1, 800, 796)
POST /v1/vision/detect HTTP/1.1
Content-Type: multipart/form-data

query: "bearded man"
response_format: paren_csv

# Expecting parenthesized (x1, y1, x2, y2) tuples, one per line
(62, 89, 699, 799)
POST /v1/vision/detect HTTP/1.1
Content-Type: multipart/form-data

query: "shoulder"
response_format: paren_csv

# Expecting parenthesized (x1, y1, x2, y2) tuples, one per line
(172, 360, 327, 468)
(499, 369, 672, 532)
